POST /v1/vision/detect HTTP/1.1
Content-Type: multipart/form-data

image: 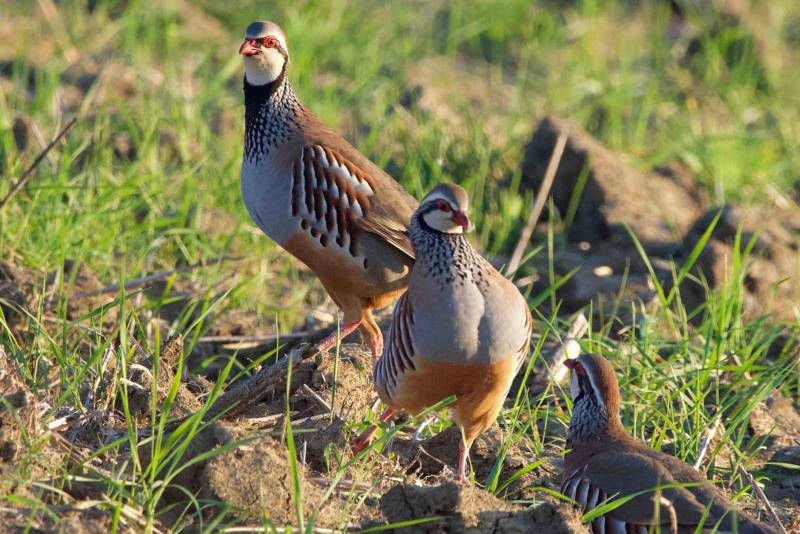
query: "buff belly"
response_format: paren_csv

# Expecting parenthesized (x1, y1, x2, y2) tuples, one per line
(285, 230, 411, 306)
(377, 354, 516, 445)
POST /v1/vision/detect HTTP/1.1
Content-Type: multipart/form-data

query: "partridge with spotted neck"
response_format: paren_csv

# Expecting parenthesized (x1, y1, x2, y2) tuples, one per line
(562, 353, 780, 534)
(239, 21, 418, 359)
(352, 183, 532, 483)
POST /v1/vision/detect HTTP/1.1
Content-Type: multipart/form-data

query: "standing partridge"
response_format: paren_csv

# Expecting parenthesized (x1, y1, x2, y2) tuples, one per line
(355, 183, 533, 482)
(562, 353, 780, 534)
(239, 21, 418, 359)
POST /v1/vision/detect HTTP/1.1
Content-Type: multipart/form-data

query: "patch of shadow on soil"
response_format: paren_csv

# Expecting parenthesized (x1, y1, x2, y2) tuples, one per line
(762, 445, 800, 530)
(378, 482, 582, 533)
(393, 425, 562, 502)
(0, 262, 34, 335)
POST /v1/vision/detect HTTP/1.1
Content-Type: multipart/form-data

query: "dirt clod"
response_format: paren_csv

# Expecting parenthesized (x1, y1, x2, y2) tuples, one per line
(124, 335, 200, 421)
(380, 482, 582, 533)
(310, 343, 375, 421)
(201, 422, 378, 528)
(749, 391, 800, 451)
(522, 115, 705, 244)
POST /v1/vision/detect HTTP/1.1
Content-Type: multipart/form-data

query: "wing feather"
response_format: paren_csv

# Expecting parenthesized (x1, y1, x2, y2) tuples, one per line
(571, 451, 713, 528)
(291, 144, 415, 259)
(376, 292, 416, 400)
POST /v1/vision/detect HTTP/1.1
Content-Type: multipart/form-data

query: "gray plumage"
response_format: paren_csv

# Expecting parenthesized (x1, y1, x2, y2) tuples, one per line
(239, 20, 418, 358)
(373, 183, 532, 481)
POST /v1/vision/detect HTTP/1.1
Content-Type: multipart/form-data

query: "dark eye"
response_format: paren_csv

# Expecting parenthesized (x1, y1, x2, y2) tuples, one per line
(262, 36, 279, 48)
(435, 199, 451, 212)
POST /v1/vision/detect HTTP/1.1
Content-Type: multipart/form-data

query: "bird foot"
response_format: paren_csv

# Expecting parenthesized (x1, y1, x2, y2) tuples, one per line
(370, 337, 383, 366)
(454, 445, 470, 484)
(299, 343, 319, 359)
(350, 408, 395, 454)
(349, 425, 378, 455)
(304, 319, 363, 359)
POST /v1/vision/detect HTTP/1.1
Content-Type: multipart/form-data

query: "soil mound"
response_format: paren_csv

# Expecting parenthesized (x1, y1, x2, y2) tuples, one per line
(521, 115, 800, 327)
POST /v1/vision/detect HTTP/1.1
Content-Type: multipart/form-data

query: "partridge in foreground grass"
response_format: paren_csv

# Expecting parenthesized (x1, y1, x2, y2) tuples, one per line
(239, 21, 418, 359)
(562, 353, 780, 534)
(354, 183, 533, 482)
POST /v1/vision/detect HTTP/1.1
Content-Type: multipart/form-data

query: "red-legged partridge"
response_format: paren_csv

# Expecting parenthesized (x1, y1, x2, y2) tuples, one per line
(562, 353, 780, 534)
(354, 183, 533, 482)
(239, 21, 418, 358)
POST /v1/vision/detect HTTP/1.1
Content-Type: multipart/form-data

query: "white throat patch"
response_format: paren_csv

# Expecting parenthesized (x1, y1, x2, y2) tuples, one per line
(243, 48, 286, 86)
(422, 210, 464, 234)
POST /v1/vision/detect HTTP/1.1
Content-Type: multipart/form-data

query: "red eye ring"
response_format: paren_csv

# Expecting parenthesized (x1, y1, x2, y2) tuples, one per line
(262, 36, 279, 48)
(434, 199, 451, 212)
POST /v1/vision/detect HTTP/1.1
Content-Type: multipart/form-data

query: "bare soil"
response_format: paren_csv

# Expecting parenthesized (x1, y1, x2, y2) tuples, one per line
(3, 328, 798, 531)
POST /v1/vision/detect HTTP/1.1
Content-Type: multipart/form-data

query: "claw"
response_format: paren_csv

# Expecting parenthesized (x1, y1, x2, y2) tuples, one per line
(350, 408, 395, 455)
(350, 426, 378, 454)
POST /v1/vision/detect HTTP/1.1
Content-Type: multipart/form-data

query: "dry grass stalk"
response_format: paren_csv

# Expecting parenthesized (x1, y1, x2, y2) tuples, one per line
(69, 255, 241, 299)
(0, 117, 77, 210)
(507, 130, 569, 274)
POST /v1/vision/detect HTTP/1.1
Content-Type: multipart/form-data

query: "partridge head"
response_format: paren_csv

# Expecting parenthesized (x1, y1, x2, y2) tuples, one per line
(239, 21, 289, 86)
(238, 21, 418, 360)
(415, 183, 474, 234)
(562, 354, 780, 534)
(354, 183, 533, 483)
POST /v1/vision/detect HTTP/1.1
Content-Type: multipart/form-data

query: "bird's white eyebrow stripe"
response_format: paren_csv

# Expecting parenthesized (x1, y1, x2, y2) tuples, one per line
(421, 192, 452, 206)
(584, 365, 606, 408)
(422, 193, 453, 211)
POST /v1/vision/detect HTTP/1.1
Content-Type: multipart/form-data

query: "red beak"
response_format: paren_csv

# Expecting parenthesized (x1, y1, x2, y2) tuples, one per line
(563, 359, 577, 370)
(239, 39, 260, 56)
(451, 211, 473, 232)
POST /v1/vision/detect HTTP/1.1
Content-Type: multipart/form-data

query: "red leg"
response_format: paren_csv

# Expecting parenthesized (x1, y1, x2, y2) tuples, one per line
(369, 329, 384, 365)
(454, 443, 470, 483)
(349, 408, 395, 454)
(314, 319, 362, 354)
